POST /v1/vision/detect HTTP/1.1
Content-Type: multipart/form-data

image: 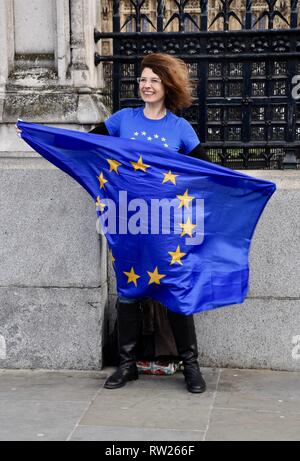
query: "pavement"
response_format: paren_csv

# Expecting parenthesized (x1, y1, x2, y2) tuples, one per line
(0, 366, 299, 441)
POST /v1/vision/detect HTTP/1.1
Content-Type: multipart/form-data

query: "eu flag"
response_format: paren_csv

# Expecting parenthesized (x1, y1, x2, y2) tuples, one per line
(17, 120, 276, 315)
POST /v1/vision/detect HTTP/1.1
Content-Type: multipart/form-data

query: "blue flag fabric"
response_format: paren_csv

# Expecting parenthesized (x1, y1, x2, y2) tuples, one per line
(17, 120, 276, 315)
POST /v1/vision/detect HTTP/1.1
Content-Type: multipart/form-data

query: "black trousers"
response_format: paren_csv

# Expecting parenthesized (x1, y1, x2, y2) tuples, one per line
(116, 297, 198, 363)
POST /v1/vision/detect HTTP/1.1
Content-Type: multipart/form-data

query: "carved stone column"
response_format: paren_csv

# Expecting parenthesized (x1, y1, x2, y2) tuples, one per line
(0, 0, 14, 122)
(0, 0, 109, 139)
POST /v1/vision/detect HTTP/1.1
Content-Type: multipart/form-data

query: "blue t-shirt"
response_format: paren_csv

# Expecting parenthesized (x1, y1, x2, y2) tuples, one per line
(104, 106, 200, 155)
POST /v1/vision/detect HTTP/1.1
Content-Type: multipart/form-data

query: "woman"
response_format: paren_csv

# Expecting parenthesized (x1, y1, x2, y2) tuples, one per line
(17, 52, 209, 394)
(90, 53, 209, 393)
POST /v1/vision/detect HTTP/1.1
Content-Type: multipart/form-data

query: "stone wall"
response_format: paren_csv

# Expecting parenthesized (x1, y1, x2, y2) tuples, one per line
(0, 0, 109, 369)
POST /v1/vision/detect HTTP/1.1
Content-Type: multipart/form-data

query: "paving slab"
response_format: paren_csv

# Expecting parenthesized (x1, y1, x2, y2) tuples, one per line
(205, 408, 300, 441)
(0, 400, 89, 441)
(0, 367, 299, 441)
(0, 369, 105, 402)
(80, 369, 220, 431)
(70, 425, 205, 442)
(214, 368, 300, 414)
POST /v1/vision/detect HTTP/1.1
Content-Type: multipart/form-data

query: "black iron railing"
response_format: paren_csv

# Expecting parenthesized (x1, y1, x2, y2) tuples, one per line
(95, 0, 300, 169)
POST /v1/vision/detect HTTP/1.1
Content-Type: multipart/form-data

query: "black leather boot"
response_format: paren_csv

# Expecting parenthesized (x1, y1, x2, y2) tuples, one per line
(104, 300, 142, 390)
(167, 310, 206, 394)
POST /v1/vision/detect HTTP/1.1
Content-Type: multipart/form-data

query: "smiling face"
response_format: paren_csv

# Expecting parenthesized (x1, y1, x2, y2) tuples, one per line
(139, 67, 166, 106)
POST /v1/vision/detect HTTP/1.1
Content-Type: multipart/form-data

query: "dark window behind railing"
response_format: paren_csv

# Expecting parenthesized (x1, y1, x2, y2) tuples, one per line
(95, 0, 300, 169)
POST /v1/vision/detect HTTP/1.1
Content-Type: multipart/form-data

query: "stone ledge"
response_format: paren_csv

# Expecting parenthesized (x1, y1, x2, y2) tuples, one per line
(2, 92, 109, 124)
(0, 285, 107, 370)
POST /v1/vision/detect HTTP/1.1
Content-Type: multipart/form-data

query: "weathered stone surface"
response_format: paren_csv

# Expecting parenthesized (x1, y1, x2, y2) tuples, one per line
(0, 158, 104, 287)
(195, 297, 300, 371)
(0, 285, 107, 370)
(3, 92, 108, 124)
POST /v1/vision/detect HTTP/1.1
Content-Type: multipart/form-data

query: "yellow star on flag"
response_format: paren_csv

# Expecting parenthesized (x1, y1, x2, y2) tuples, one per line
(162, 171, 179, 185)
(177, 189, 194, 209)
(180, 217, 197, 237)
(95, 196, 106, 213)
(168, 246, 187, 265)
(107, 158, 122, 174)
(147, 267, 166, 285)
(109, 250, 115, 264)
(131, 155, 150, 172)
(97, 172, 108, 189)
(123, 267, 141, 287)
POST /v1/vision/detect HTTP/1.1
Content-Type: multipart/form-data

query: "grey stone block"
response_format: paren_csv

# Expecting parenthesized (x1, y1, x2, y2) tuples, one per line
(248, 171, 300, 297)
(3, 92, 108, 124)
(0, 285, 107, 370)
(195, 297, 300, 371)
(0, 158, 105, 287)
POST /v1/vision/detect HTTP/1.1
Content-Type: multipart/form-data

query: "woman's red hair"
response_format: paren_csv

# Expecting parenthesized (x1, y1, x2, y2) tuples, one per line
(140, 53, 196, 112)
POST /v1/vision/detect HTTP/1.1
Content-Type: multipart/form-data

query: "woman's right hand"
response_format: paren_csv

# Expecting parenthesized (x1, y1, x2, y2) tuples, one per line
(15, 122, 22, 136)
